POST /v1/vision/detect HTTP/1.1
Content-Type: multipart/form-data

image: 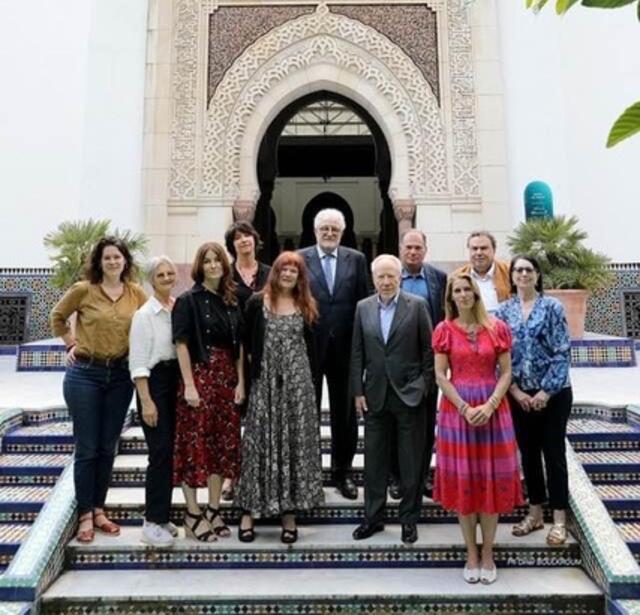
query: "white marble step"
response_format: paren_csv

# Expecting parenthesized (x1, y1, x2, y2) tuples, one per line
(121, 425, 366, 440)
(67, 523, 576, 550)
(43, 567, 601, 601)
(112, 453, 437, 471)
(106, 485, 371, 507)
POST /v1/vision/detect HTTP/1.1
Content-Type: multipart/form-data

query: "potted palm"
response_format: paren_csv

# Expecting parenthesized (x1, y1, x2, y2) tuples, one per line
(44, 219, 148, 289)
(43, 219, 148, 338)
(507, 215, 614, 338)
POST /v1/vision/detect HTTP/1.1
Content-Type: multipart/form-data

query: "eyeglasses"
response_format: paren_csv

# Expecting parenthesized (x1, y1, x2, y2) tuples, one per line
(513, 267, 535, 274)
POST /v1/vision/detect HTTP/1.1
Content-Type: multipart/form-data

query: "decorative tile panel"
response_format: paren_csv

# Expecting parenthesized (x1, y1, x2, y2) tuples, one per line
(0, 271, 61, 343)
(0, 294, 30, 345)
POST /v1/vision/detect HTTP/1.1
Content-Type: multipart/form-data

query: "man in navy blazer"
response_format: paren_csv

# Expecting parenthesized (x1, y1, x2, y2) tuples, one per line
(299, 208, 369, 500)
(387, 229, 446, 499)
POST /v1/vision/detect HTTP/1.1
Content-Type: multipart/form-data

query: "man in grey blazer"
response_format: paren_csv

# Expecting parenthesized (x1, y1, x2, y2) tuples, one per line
(350, 254, 434, 544)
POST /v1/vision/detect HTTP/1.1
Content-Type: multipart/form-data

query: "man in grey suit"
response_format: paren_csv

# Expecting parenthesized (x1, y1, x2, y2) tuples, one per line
(299, 209, 369, 500)
(350, 254, 434, 544)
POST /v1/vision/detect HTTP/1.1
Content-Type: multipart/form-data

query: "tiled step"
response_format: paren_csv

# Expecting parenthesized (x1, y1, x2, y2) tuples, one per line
(3, 421, 74, 454)
(64, 523, 580, 571)
(110, 453, 373, 488)
(595, 485, 640, 523)
(616, 523, 640, 562)
(568, 418, 640, 452)
(0, 523, 31, 571)
(103, 486, 540, 526)
(117, 425, 366, 455)
(40, 567, 603, 614)
(0, 485, 52, 522)
(0, 453, 71, 486)
(576, 451, 640, 484)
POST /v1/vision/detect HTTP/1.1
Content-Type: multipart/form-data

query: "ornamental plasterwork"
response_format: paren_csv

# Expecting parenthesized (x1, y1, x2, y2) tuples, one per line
(169, 0, 480, 202)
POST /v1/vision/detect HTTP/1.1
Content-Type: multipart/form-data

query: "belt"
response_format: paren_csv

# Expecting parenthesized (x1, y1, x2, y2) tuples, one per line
(75, 354, 128, 368)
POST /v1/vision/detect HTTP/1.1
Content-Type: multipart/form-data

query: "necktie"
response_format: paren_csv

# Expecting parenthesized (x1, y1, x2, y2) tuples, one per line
(322, 253, 334, 294)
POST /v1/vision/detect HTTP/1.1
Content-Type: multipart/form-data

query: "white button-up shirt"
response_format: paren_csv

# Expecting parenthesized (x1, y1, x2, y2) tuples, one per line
(129, 296, 176, 380)
(470, 262, 499, 313)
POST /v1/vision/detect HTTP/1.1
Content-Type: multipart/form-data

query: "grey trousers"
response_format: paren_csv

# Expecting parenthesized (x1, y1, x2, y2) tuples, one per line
(363, 387, 426, 524)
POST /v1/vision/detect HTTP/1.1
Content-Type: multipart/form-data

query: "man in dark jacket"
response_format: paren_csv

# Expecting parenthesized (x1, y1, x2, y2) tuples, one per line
(299, 209, 369, 500)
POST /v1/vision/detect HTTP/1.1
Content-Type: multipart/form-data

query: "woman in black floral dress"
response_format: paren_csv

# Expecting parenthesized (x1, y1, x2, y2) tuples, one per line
(236, 251, 324, 544)
(172, 242, 245, 542)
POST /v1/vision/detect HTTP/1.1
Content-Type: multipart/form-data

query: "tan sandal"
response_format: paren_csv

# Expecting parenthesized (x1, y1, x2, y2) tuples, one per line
(76, 512, 95, 544)
(512, 515, 544, 537)
(546, 523, 567, 545)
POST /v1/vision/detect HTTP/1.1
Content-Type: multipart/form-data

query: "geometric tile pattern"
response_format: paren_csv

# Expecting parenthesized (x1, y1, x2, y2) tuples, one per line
(66, 543, 581, 571)
(617, 523, 640, 542)
(39, 597, 606, 615)
(585, 264, 640, 338)
(0, 293, 30, 345)
(568, 420, 639, 435)
(0, 486, 52, 503)
(597, 486, 640, 500)
(7, 424, 73, 437)
(0, 271, 62, 342)
(577, 452, 640, 465)
(571, 339, 636, 368)
(17, 345, 66, 372)
(623, 292, 640, 339)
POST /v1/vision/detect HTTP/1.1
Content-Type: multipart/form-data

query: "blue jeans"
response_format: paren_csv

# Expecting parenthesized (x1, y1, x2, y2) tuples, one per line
(63, 360, 133, 514)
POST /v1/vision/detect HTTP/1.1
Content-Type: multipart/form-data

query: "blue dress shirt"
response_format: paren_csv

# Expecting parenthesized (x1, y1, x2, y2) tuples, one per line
(378, 293, 399, 344)
(401, 266, 430, 302)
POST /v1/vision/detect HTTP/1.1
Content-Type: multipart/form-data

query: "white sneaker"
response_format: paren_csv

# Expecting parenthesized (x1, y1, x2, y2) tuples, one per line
(162, 522, 179, 538)
(141, 521, 174, 547)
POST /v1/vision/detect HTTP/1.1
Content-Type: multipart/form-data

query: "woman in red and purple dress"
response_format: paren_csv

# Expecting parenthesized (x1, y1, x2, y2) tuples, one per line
(172, 242, 245, 542)
(433, 272, 523, 585)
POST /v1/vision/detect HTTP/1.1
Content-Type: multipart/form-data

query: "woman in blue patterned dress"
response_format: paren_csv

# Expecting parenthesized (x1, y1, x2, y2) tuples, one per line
(495, 255, 573, 546)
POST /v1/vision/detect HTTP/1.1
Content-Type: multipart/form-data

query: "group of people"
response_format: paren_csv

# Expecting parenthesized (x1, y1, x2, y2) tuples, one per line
(50, 209, 573, 586)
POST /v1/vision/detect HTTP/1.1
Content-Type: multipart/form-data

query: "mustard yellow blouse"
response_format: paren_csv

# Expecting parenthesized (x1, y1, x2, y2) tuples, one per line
(51, 281, 147, 359)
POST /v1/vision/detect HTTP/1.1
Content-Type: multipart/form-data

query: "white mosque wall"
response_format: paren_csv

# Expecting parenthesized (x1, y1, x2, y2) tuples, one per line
(0, 0, 147, 268)
(496, 1, 640, 263)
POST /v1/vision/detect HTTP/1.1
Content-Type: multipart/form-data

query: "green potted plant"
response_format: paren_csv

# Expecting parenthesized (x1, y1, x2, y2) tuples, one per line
(43, 219, 148, 289)
(507, 215, 614, 338)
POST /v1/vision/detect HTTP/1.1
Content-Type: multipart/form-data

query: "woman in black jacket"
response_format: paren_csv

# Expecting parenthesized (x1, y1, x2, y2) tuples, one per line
(235, 251, 323, 544)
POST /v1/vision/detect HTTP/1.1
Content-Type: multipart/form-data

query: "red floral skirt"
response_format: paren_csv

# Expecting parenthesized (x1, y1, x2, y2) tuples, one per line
(173, 348, 241, 487)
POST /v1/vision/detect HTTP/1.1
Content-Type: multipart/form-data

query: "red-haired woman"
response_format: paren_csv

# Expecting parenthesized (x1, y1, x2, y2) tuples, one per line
(236, 251, 323, 544)
(172, 242, 245, 542)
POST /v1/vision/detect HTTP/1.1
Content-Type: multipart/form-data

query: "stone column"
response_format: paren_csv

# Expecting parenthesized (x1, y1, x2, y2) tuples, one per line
(393, 198, 416, 236)
(232, 199, 256, 222)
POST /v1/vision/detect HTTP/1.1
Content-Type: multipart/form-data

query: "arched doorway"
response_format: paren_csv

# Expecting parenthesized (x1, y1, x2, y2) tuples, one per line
(254, 90, 398, 264)
(299, 192, 356, 249)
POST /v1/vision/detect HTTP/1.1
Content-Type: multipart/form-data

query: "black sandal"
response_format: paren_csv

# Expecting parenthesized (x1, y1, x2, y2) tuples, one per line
(238, 514, 255, 543)
(183, 511, 216, 543)
(281, 527, 298, 544)
(204, 506, 231, 537)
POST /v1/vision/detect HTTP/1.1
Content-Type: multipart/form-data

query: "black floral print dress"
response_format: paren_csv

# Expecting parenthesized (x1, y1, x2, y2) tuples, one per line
(236, 307, 324, 517)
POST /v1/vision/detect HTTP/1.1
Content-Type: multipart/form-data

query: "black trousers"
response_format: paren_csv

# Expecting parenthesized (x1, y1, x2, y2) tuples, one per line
(389, 385, 438, 487)
(509, 386, 573, 510)
(315, 346, 358, 482)
(138, 360, 179, 524)
(364, 387, 426, 524)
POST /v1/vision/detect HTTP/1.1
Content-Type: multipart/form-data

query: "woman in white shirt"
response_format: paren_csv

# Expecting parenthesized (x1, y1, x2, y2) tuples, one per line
(129, 256, 179, 547)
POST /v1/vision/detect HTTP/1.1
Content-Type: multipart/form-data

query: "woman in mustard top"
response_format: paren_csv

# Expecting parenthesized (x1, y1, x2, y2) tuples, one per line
(51, 237, 146, 544)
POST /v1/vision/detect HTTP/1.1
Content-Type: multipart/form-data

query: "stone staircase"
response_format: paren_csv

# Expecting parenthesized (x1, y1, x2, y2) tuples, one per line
(8, 414, 600, 615)
(0, 420, 74, 576)
(568, 415, 640, 566)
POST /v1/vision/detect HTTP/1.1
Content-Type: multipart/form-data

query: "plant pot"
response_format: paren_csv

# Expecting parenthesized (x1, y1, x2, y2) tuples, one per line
(546, 289, 590, 340)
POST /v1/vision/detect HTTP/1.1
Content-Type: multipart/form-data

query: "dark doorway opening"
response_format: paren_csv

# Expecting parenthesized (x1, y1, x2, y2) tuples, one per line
(254, 90, 399, 264)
